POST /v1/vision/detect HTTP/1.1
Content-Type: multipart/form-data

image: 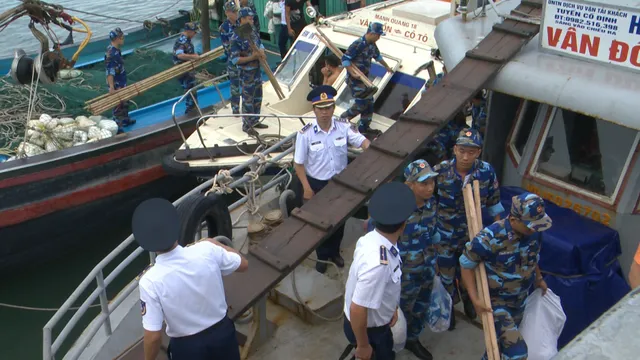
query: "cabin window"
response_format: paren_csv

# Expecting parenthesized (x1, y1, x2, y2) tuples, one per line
(532, 108, 639, 199)
(275, 40, 319, 86)
(509, 100, 540, 162)
(374, 72, 426, 120)
(335, 63, 388, 111)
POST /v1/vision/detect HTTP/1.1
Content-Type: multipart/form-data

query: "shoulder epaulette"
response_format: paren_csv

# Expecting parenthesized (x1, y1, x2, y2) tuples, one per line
(334, 116, 349, 123)
(379, 245, 389, 265)
(300, 123, 312, 133)
(136, 263, 154, 281)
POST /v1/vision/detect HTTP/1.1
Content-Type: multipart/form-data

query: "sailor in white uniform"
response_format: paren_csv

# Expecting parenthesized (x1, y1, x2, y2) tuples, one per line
(132, 198, 249, 360)
(343, 182, 416, 360)
(293, 84, 371, 273)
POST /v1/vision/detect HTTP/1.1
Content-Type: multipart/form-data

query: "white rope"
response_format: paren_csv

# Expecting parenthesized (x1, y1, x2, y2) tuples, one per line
(0, 301, 101, 312)
(204, 169, 234, 196)
(291, 257, 346, 322)
(18, 43, 44, 158)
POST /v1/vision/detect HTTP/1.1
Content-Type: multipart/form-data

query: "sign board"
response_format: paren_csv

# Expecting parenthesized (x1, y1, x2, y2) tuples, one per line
(300, 30, 321, 45)
(348, 10, 433, 46)
(540, 0, 640, 72)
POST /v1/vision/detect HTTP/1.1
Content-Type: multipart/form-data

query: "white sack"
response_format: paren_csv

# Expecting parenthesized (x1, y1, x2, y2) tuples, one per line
(519, 288, 566, 360)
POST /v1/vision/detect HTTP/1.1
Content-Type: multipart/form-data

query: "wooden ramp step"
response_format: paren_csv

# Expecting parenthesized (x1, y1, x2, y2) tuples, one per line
(117, 1, 545, 358)
(222, 0, 544, 322)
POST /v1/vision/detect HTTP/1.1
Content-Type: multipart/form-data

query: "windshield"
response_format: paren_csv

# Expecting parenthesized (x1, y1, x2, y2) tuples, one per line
(335, 63, 388, 110)
(374, 72, 426, 120)
(275, 40, 318, 85)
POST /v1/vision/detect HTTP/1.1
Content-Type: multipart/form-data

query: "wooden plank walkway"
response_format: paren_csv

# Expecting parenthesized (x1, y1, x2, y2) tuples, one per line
(117, 1, 544, 358)
(223, 0, 545, 321)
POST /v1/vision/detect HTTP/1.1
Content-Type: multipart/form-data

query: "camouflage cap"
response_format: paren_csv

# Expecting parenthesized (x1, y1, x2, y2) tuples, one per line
(367, 22, 386, 36)
(239, 7, 253, 18)
(109, 27, 124, 40)
(456, 128, 482, 148)
(510, 193, 552, 232)
(184, 22, 199, 31)
(404, 159, 438, 183)
(224, 0, 239, 12)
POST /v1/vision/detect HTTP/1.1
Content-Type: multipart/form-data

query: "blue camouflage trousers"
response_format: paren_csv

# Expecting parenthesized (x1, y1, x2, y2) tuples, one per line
(240, 67, 262, 131)
(178, 72, 198, 113)
(400, 260, 436, 340)
(340, 76, 373, 132)
(110, 83, 131, 132)
(228, 65, 240, 115)
(436, 226, 469, 304)
(482, 293, 528, 360)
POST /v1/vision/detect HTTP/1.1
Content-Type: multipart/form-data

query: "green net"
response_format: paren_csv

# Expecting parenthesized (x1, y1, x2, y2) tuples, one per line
(0, 48, 228, 155)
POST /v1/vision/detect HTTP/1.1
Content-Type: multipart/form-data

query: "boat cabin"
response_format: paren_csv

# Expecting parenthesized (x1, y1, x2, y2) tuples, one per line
(436, 0, 640, 275)
(169, 0, 451, 170)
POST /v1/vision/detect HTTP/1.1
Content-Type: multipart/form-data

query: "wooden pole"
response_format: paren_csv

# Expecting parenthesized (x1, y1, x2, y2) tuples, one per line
(315, 28, 378, 89)
(463, 183, 500, 360)
(84, 47, 224, 114)
(250, 42, 285, 100)
(200, 0, 211, 52)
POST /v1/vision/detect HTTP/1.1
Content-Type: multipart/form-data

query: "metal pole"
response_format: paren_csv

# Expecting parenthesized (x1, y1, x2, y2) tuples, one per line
(96, 271, 113, 336)
(200, 0, 211, 52)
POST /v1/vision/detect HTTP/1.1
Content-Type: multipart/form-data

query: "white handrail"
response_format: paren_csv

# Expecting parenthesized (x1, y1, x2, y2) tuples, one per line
(43, 132, 298, 360)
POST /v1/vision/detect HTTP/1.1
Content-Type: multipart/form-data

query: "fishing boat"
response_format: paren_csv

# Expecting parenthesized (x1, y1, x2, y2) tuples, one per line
(162, 0, 451, 175)
(0, 2, 282, 273)
(39, 0, 640, 359)
(0, 10, 192, 76)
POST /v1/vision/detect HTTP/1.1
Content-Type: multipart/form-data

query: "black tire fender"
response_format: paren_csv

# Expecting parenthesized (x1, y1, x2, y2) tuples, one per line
(161, 154, 191, 177)
(175, 192, 232, 246)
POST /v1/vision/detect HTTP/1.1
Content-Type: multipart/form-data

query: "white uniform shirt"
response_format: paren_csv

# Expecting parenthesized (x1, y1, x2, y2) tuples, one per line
(344, 230, 402, 327)
(294, 116, 366, 181)
(138, 241, 241, 337)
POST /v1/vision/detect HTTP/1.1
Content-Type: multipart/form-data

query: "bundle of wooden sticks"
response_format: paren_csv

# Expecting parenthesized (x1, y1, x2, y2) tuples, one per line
(463, 180, 501, 360)
(84, 46, 225, 115)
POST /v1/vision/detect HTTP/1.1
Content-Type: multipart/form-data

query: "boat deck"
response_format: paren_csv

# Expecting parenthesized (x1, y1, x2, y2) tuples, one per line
(247, 218, 485, 360)
(115, 219, 486, 360)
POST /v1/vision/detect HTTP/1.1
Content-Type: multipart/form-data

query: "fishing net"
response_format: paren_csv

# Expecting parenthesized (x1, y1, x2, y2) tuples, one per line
(0, 48, 228, 157)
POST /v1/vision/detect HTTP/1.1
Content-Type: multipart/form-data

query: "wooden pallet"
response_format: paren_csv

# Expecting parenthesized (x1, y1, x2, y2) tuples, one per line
(117, 1, 545, 358)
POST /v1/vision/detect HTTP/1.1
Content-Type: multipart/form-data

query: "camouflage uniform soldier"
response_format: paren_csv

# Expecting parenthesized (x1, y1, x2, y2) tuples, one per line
(105, 28, 135, 133)
(230, 7, 268, 136)
(459, 193, 551, 360)
(240, 0, 261, 34)
(471, 91, 488, 135)
(173, 22, 200, 115)
(340, 22, 392, 136)
(423, 112, 467, 163)
(220, 1, 241, 115)
(433, 128, 504, 328)
(398, 160, 439, 360)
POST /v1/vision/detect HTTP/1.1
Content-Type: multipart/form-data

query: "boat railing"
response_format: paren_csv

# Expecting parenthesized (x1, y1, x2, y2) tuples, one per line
(170, 73, 230, 146)
(190, 113, 316, 161)
(42, 131, 299, 360)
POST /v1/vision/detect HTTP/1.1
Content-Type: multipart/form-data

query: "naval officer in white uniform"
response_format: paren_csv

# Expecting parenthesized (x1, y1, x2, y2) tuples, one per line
(132, 198, 249, 360)
(293, 84, 371, 273)
(343, 182, 416, 360)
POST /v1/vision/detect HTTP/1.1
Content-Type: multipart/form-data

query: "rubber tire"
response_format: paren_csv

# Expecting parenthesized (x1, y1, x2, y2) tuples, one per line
(161, 154, 191, 177)
(175, 192, 232, 246)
